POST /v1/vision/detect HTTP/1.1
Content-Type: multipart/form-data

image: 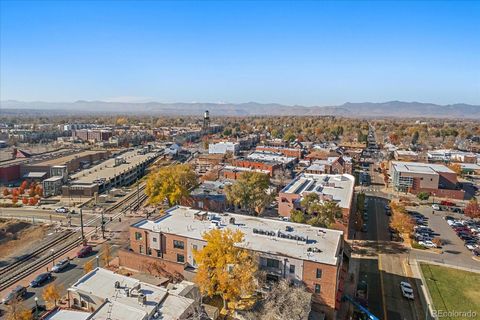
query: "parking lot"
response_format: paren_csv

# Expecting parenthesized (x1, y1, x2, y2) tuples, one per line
(406, 205, 480, 270)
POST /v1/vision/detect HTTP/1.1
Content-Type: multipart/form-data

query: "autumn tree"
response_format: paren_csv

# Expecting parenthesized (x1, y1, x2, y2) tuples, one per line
(145, 164, 197, 206)
(11, 196, 18, 204)
(4, 298, 32, 320)
(465, 199, 480, 219)
(42, 283, 61, 308)
(84, 260, 94, 274)
(102, 243, 112, 267)
(22, 197, 28, 205)
(3, 188, 10, 197)
(35, 185, 43, 197)
(244, 280, 312, 320)
(290, 193, 343, 228)
(193, 229, 257, 311)
(389, 202, 414, 234)
(225, 171, 272, 215)
(448, 163, 462, 176)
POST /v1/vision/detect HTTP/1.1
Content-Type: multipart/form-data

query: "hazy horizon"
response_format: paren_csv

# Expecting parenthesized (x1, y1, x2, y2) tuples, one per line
(1, 1, 479, 106)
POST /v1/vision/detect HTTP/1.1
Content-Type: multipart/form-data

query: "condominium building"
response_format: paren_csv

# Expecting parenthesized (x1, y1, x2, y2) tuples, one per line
(208, 142, 240, 155)
(278, 173, 355, 226)
(120, 206, 346, 319)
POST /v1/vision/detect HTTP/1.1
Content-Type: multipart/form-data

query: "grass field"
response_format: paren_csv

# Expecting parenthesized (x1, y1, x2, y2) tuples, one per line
(420, 263, 480, 320)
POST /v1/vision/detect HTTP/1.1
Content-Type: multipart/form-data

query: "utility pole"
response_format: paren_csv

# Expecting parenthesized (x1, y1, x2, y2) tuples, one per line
(101, 208, 105, 239)
(80, 208, 85, 241)
(137, 183, 140, 210)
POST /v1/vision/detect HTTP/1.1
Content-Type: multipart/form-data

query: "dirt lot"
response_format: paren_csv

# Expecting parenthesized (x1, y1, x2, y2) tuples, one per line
(0, 218, 49, 261)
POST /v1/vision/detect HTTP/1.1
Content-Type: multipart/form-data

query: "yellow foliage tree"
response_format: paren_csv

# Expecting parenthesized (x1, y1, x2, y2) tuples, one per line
(225, 171, 272, 215)
(5, 298, 32, 320)
(145, 164, 197, 206)
(84, 260, 94, 274)
(115, 117, 128, 126)
(193, 229, 257, 311)
(42, 283, 61, 309)
(389, 201, 414, 234)
(448, 163, 462, 175)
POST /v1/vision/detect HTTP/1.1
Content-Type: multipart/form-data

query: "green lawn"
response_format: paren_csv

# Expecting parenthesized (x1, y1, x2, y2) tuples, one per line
(420, 263, 480, 320)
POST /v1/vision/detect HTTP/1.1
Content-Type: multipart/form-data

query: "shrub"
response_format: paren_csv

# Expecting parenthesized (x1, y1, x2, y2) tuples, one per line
(417, 192, 430, 201)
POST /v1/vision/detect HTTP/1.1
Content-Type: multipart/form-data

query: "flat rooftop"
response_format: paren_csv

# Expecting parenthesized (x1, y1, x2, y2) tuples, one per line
(223, 165, 270, 175)
(391, 161, 454, 175)
(395, 150, 418, 156)
(133, 206, 343, 266)
(69, 268, 195, 320)
(70, 150, 157, 184)
(281, 173, 355, 209)
(246, 151, 296, 164)
(28, 150, 107, 167)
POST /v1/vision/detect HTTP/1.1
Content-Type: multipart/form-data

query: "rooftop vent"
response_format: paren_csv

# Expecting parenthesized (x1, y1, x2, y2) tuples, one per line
(114, 281, 120, 289)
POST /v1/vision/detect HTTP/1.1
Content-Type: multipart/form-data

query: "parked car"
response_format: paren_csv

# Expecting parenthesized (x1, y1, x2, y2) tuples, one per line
(55, 207, 69, 214)
(444, 215, 455, 221)
(1, 286, 27, 304)
(30, 273, 52, 287)
(77, 245, 93, 258)
(419, 240, 437, 248)
(362, 223, 368, 232)
(432, 204, 440, 211)
(465, 242, 478, 251)
(440, 200, 456, 207)
(400, 282, 414, 300)
(52, 259, 70, 273)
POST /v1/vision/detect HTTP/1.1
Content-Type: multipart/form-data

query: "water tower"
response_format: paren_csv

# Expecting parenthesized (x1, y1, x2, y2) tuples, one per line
(202, 110, 210, 134)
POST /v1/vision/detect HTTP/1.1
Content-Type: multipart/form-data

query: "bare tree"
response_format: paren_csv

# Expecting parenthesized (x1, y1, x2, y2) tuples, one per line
(244, 280, 312, 320)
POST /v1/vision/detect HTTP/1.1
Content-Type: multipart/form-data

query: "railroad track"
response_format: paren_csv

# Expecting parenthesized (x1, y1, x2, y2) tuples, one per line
(0, 211, 125, 292)
(106, 183, 147, 213)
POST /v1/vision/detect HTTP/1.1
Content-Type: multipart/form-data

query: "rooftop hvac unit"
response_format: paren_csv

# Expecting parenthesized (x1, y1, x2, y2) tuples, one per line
(138, 293, 146, 304)
(253, 228, 258, 234)
(114, 281, 120, 289)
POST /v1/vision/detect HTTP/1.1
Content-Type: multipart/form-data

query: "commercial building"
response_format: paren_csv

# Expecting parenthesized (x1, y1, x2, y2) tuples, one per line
(42, 176, 64, 197)
(255, 145, 303, 158)
(427, 149, 478, 164)
(73, 129, 113, 142)
(181, 180, 229, 212)
(63, 150, 158, 197)
(247, 151, 297, 167)
(208, 142, 240, 155)
(66, 267, 202, 320)
(305, 157, 353, 175)
(120, 206, 346, 319)
(394, 150, 419, 161)
(278, 173, 355, 228)
(21, 150, 110, 178)
(222, 165, 270, 180)
(390, 161, 464, 199)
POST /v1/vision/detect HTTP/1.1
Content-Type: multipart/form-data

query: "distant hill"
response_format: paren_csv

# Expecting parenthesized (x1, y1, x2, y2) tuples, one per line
(1, 100, 479, 119)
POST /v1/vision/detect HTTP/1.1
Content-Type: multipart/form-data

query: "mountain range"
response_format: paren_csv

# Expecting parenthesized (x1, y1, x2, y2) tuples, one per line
(1, 100, 479, 119)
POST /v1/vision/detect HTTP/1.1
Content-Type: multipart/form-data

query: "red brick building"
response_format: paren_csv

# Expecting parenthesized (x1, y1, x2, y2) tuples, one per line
(120, 206, 347, 319)
(255, 146, 303, 158)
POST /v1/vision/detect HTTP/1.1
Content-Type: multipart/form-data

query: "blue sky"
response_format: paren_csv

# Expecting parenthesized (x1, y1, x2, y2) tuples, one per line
(1, 0, 479, 105)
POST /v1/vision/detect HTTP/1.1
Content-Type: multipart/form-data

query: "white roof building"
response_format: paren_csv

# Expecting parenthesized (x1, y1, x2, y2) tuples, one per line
(67, 268, 199, 320)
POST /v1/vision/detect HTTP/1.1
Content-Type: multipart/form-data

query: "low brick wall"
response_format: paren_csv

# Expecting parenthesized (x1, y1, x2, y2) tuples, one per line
(118, 249, 185, 280)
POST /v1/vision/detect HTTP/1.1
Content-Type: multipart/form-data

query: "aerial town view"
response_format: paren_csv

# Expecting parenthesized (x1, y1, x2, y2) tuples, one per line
(0, 1, 479, 320)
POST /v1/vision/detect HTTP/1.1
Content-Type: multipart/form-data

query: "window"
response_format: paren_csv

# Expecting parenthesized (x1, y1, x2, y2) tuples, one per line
(177, 254, 185, 263)
(315, 284, 321, 293)
(147, 248, 152, 256)
(152, 237, 157, 243)
(135, 232, 142, 240)
(266, 258, 280, 269)
(193, 244, 198, 251)
(289, 264, 295, 274)
(173, 240, 185, 249)
(316, 268, 322, 278)
(156, 250, 162, 258)
(139, 245, 143, 254)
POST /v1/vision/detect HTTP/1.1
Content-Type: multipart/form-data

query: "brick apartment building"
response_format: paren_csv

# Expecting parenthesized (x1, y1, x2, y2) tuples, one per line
(231, 158, 282, 176)
(305, 156, 353, 175)
(73, 129, 113, 142)
(278, 173, 355, 236)
(120, 206, 347, 319)
(390, 161, 465, 199)
(222, 165, 270, 180)
(255, 145, 303, 158)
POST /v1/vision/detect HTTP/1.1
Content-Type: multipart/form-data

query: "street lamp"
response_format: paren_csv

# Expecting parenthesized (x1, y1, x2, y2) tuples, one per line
(34, 296, 39, 319)
(96, 255, 99, 268)
(50, 248, 55, 267)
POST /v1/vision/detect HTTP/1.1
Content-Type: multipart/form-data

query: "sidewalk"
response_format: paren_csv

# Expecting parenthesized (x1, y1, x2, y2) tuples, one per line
(336, 257, 360, 320)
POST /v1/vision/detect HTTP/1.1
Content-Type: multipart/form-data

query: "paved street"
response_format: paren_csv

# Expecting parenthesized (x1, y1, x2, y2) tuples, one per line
(354, 195, 424, 320)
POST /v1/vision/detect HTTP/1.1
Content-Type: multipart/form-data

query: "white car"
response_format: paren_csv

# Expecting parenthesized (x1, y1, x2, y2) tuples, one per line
(400, 281, 414, 300)
(432, 204, 440, 211)
(418, 240, 437, 248)
(55, 207, 69, 213)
